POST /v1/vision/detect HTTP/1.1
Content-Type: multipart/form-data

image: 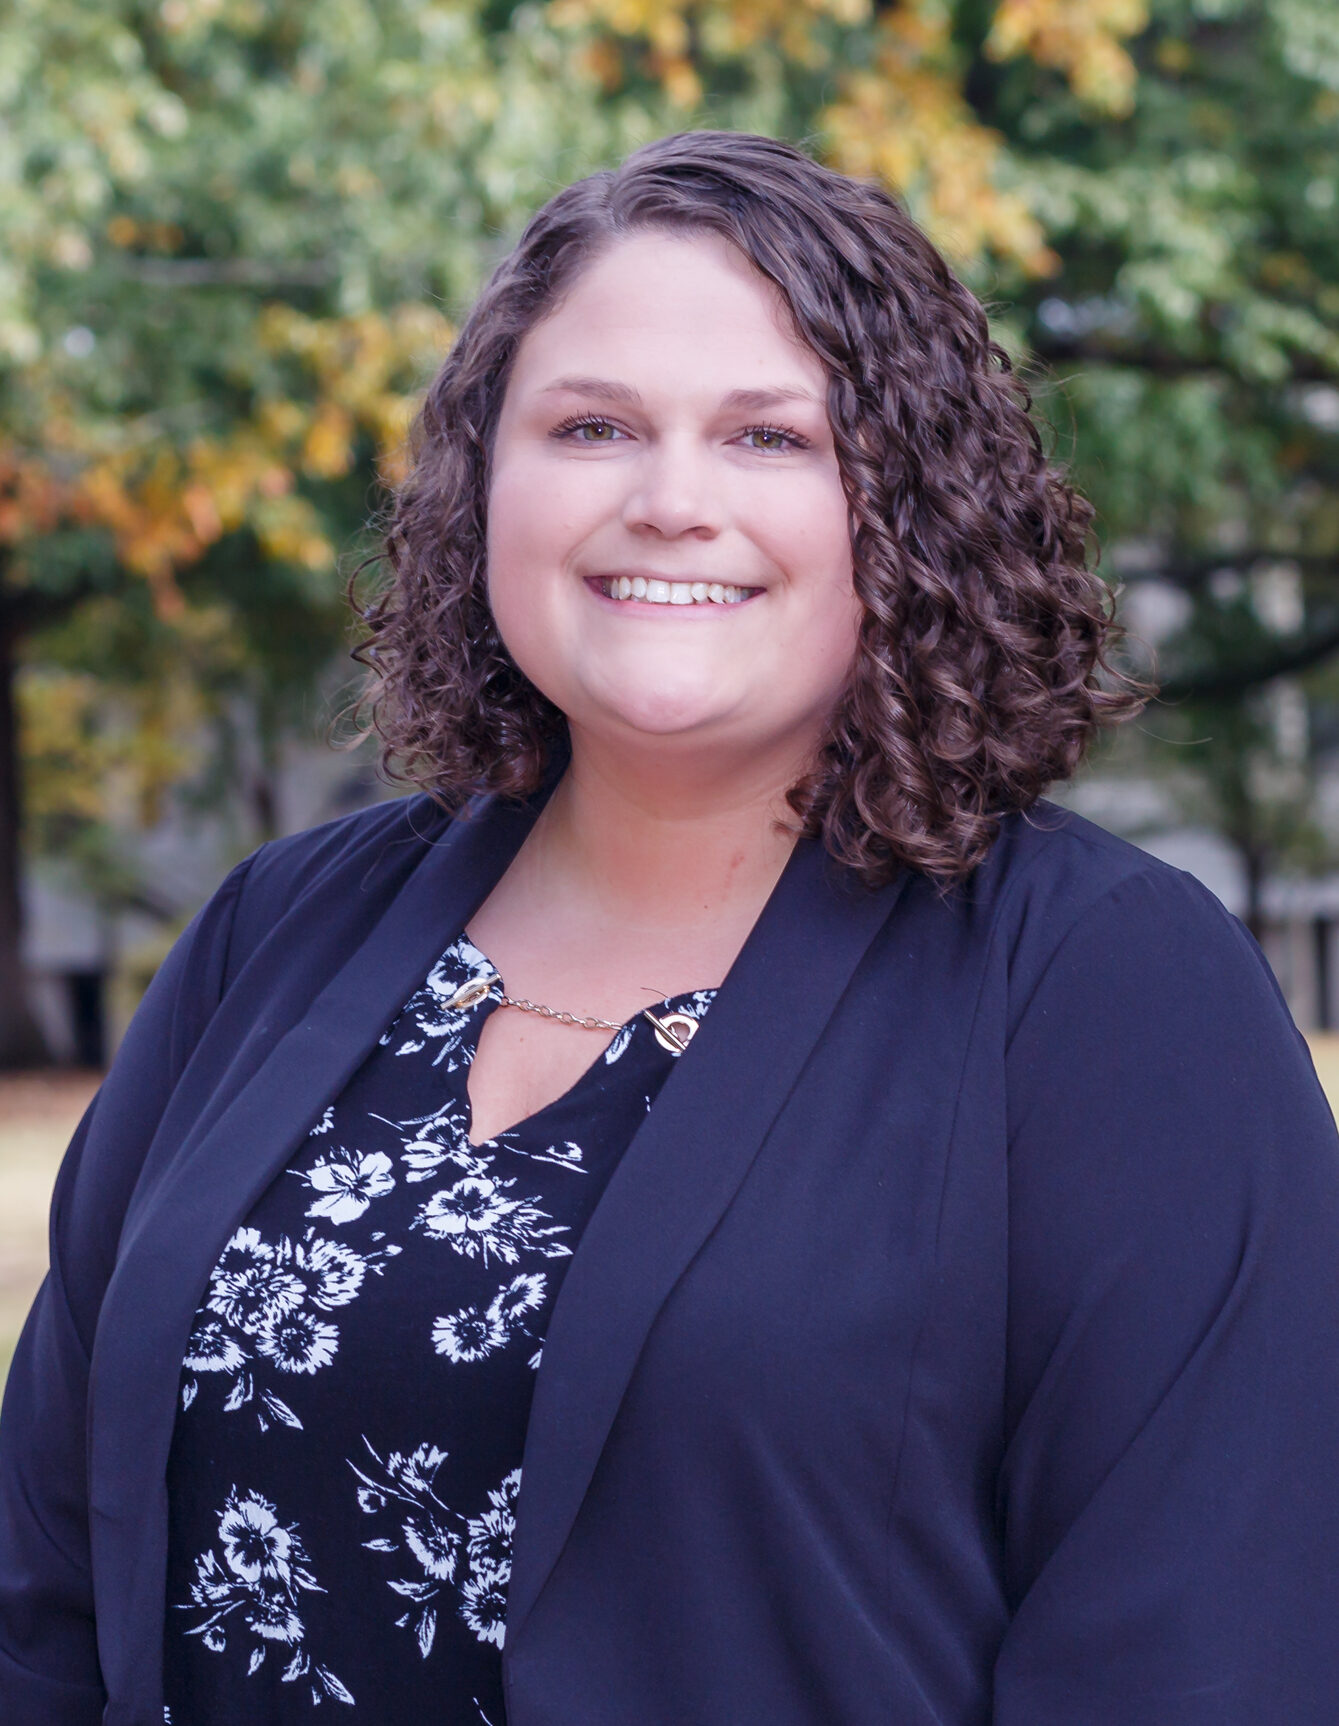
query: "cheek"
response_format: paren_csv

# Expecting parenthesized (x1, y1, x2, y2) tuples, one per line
(487, 458, 563, 573)
(804, 589, 863, 711)
(760, 486, 859, 652)
(485, 458, 609, 711)
(486, 462, 570, 633)
(485, 453, 619, 630)
(485, 472, 552, 689)
(489, 440, 623, 546)
(788, 539, 862, 711)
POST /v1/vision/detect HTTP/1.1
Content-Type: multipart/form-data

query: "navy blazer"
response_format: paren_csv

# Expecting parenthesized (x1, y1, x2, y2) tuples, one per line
(3, 784, 1339, 1725)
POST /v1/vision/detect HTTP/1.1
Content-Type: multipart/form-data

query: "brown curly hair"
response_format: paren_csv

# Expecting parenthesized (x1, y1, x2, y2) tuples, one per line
(353, 130, 1144, 886)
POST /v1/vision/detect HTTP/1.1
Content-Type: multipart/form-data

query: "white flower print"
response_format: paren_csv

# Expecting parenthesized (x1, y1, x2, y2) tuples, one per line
(178, 1487, 353, 1705)
(296, 1150, 395, 1224)
(183, 1318, 246, 1376)
(430, 1306, 505, 1364)
(254, 1309, 340, 1375)
(295, 1237, 372, 1309)
(393, 1442, 452, 1496)
(491, 1469, 522, 1514)
(459, 1569, 509, 1648)
(206, 1229, 306, 1335)
(482, 1269, 547, 1325)
(459, 1469, 520, 1650)
(400, 1132, 492, 1184)
(412, 1176, 570, 1266)
(349, 1440, 462, 1658)
(364, 1095, 495, 1182)
(182, 1227, 397, 1430)
(351, 1443, 520, 1658)
(309, 1104, 335, 1137)
(602, 1023, 634, 1064)
(381, 936, 496, 1066)
(219, 1490, 295, 1583)
(401, 1514, 461, 1582)
(431, 1271, 547, 1364)
(517, 1140, 587, 1172)
(466, 1504, 514, 1576)
(247, 1591, 305, 1644)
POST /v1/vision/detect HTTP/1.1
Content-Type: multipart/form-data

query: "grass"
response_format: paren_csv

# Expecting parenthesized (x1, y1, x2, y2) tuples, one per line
(5, 1039, 1339, 1389)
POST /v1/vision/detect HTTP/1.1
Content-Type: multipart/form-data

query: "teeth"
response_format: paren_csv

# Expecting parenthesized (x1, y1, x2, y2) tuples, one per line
(599, 578, 754, 606)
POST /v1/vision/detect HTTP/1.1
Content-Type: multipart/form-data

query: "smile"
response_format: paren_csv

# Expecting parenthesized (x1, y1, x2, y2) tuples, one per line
(595, 576, 760, 606)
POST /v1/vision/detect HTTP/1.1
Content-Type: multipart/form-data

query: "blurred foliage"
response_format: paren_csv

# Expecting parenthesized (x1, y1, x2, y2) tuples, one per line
(0, 0, 666, 914)
(1, 0, 1339, 1020)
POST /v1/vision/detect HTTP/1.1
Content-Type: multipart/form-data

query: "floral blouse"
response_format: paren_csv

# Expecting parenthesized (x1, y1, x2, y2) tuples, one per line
(163, 933, 715, 1725)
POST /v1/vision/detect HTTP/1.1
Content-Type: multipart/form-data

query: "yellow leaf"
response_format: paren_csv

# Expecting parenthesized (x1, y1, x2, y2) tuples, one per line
(301, 402, 356, 479)
(985, 0, 1147, 116)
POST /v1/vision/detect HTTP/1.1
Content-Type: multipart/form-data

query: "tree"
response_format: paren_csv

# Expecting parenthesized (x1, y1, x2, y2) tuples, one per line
(0, 0, 681, 1063)
(993, 0, 1339, 900)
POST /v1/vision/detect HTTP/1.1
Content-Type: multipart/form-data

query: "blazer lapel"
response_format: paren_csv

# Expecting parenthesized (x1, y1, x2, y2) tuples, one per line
(90, 788, 553, 1716)
(505, 839, 907, 1646)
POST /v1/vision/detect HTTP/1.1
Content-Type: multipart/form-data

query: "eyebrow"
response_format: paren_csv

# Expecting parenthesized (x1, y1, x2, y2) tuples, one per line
(538, 376, 823, 412)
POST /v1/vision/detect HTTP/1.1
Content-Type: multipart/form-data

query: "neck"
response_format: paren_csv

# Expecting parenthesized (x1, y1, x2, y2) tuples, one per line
(522, 725, 815, 937)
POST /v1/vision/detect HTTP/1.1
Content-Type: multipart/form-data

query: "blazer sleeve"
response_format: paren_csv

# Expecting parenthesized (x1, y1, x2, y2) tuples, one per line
(0, 856, 254, 1726)
(993, 863, 1339, 1722)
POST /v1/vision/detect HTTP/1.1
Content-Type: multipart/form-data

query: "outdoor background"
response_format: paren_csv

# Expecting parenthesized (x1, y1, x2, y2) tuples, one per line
(3, 0, 1339, 1378)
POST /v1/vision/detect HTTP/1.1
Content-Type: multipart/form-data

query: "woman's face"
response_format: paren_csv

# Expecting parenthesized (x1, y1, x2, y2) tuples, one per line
(486, 230, 860, 772)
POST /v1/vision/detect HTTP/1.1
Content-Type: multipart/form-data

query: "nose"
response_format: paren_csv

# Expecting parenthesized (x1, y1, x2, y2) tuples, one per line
(620, 433, 724, 540)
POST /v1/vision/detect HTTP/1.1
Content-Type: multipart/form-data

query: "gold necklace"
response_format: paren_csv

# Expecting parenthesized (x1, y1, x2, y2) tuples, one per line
(449, 974, 699, 1053)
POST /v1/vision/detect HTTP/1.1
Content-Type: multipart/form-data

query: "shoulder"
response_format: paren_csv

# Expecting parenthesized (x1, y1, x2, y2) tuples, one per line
(972, 802, 1277, 1036)
(223, 793, 453, 977)
(239, 791, 451, 906)
(982, 799, 1214, 933)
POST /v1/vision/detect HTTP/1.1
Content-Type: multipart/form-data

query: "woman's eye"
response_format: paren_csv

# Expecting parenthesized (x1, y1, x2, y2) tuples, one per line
(741, 425, 800, 452)
(557, 418, 624, 443)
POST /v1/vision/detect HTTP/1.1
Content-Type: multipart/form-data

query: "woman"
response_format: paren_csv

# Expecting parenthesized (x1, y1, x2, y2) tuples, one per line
(3, 130, 1338, 1726)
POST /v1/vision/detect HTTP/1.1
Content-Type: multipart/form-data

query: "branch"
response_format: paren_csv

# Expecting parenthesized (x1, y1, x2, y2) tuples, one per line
(1118, 552, 1339, 591)
(0, 579, 118, 633)
(1029, 335, 1338, 385)
(1157, 619, 1339, 703)
(113, 257, 334, 288)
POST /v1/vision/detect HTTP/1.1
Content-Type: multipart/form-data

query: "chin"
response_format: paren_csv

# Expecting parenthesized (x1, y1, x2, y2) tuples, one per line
(585, 690, 745, 742)
(606, 699, 733, 739)
(574, 665, 743, 738)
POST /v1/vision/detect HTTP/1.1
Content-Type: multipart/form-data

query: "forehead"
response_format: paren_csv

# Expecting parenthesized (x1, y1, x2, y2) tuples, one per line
(505, 229, 827, 397)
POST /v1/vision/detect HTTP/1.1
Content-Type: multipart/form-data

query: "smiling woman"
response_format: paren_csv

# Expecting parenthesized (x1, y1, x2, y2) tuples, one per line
(360, 133, 1136, 890)
(3, 132, 1339, 1726)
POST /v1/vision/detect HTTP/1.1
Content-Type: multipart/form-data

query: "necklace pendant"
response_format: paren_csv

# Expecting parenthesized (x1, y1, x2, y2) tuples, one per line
(450, 975, 497, 1010)
(643, 1010, 699, 1056)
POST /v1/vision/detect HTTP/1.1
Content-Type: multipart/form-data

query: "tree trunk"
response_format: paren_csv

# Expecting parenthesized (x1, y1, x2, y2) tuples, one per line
(1241, 841, 1268, 945)
(0, 598, 50, 1067)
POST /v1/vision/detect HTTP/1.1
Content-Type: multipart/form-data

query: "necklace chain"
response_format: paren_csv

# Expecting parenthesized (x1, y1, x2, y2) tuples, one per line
(451, 972, 697, 1052)
(499, 990, 697, 1054)
(496, 992, 622, 1033)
